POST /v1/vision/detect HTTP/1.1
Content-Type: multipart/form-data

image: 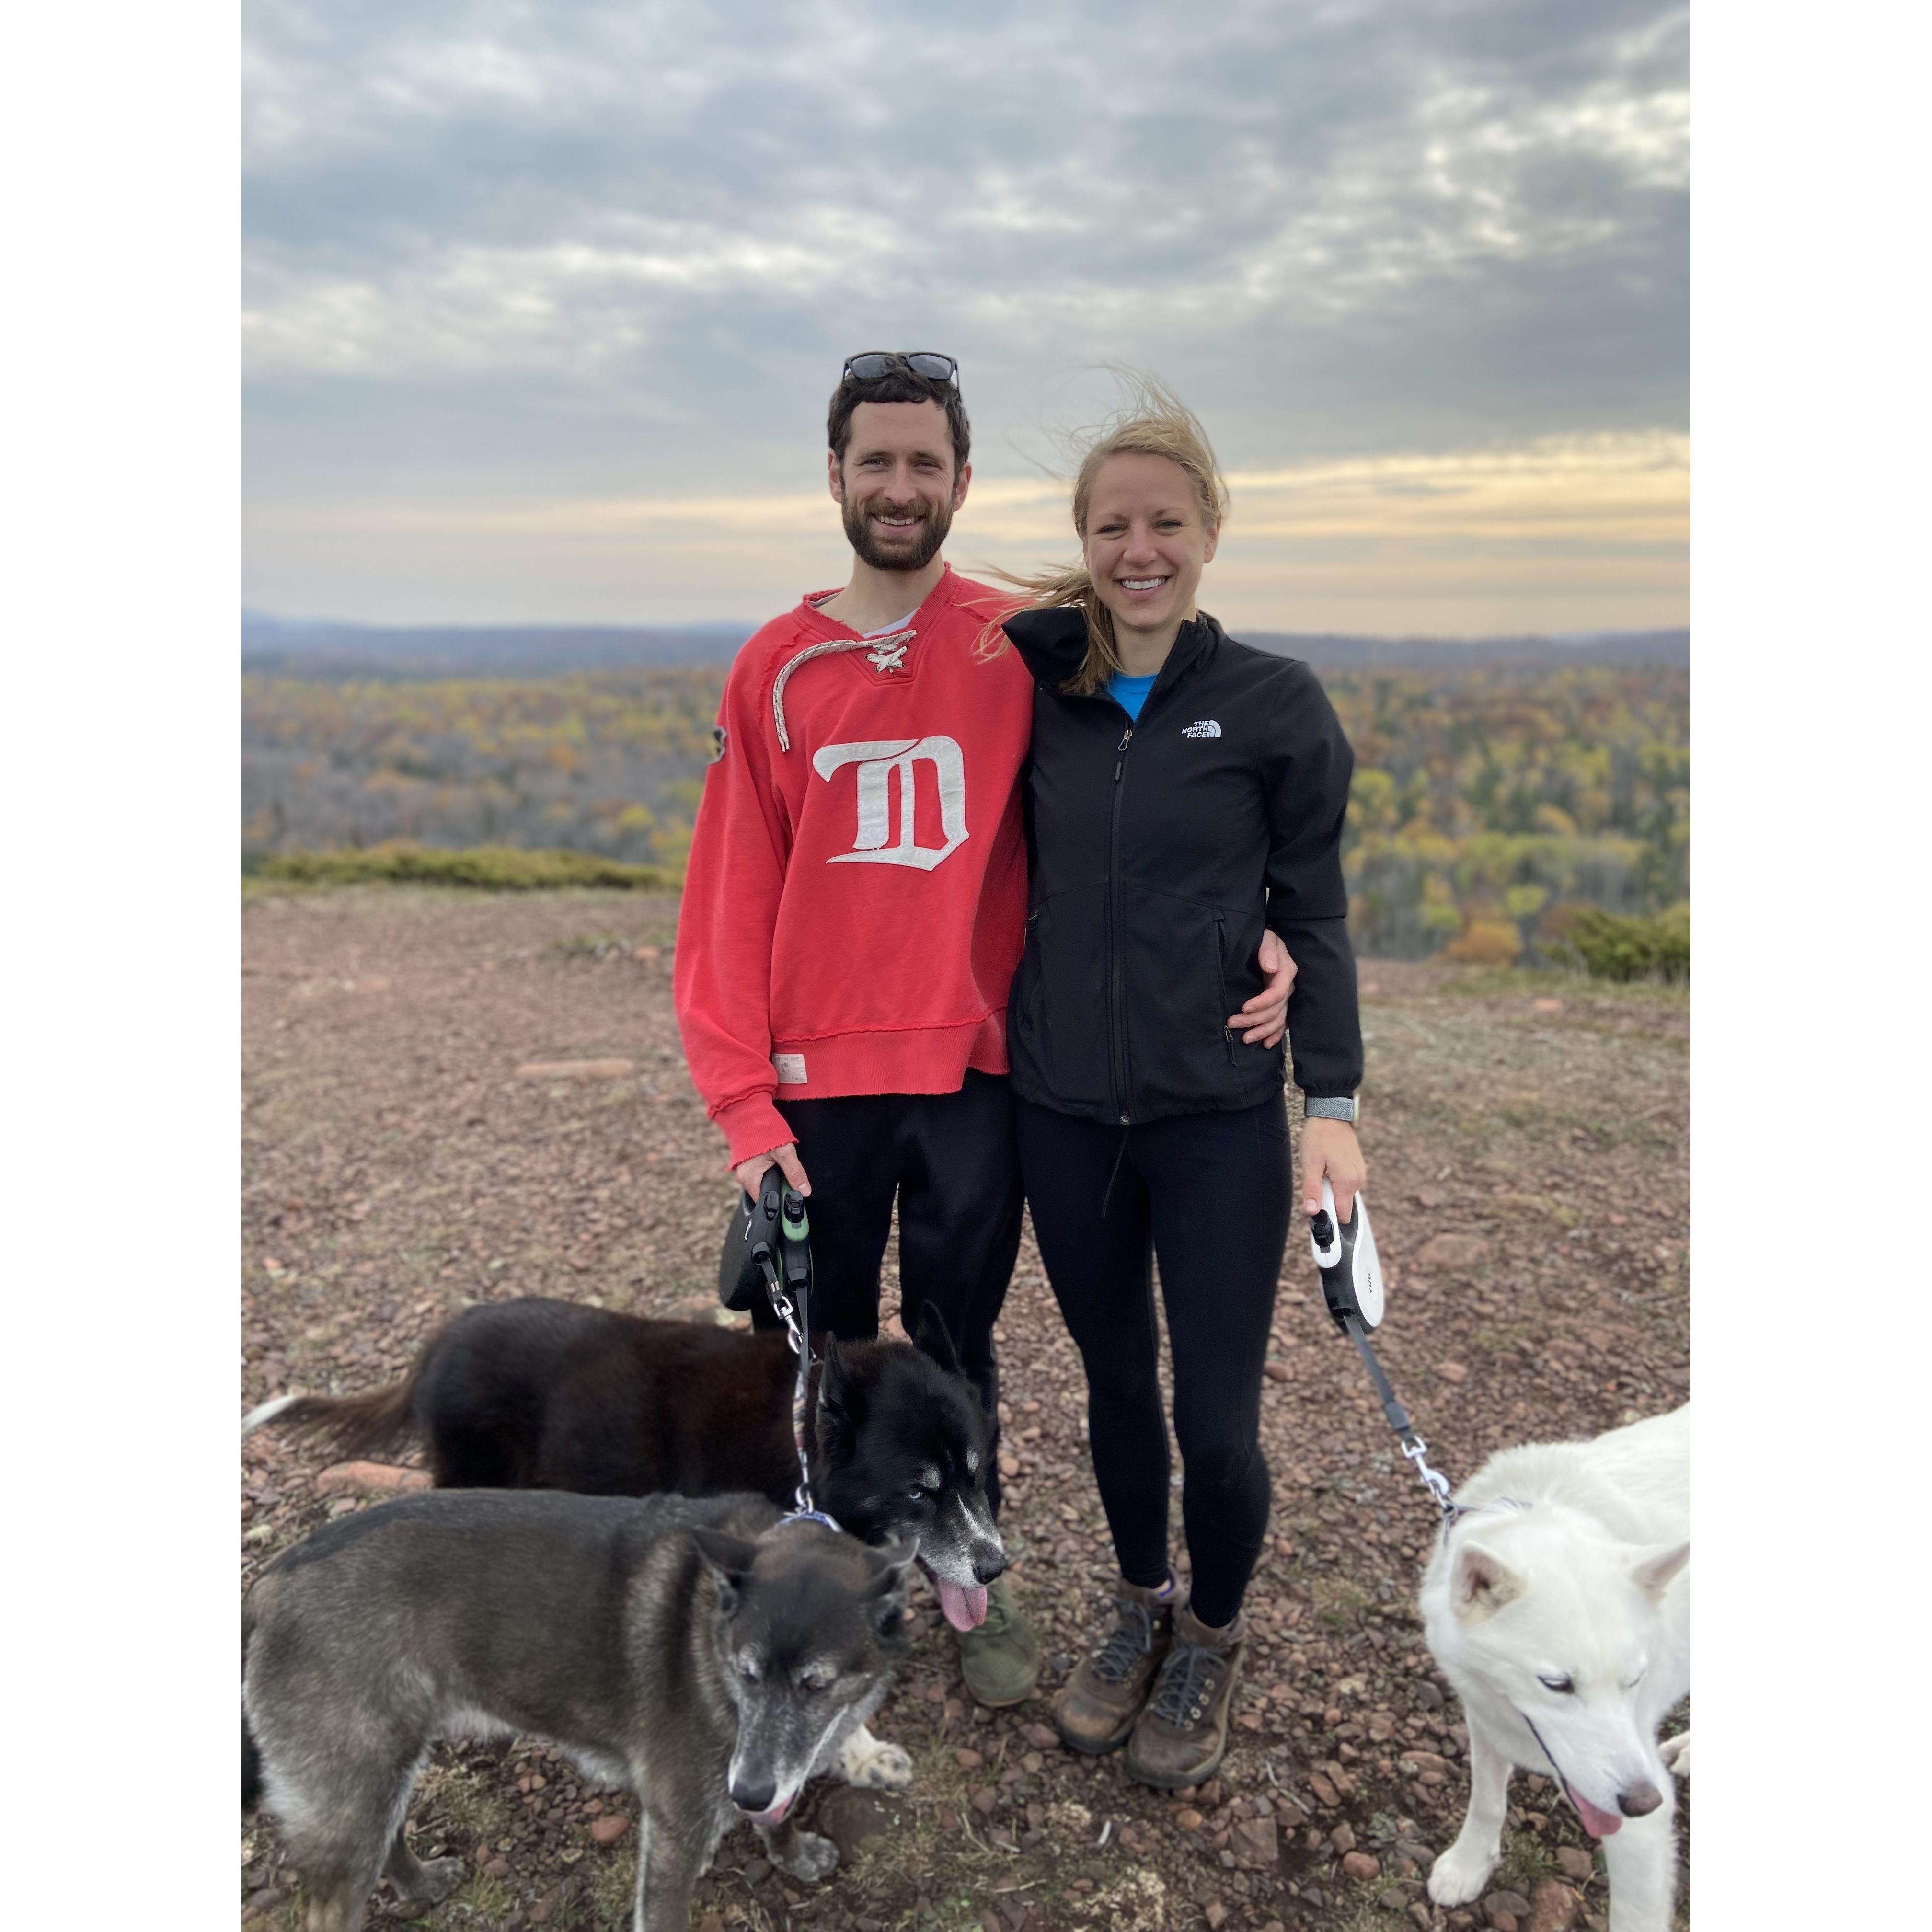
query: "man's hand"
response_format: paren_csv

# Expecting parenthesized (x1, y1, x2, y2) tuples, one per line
(1233, 929, 1297, 1046)
(734, 1142, 811, 1199)
(1300, 1117, 1366, 1224)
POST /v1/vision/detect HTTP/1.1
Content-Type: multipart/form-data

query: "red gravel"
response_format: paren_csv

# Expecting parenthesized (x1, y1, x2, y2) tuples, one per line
(242, 886, 1689, 1932)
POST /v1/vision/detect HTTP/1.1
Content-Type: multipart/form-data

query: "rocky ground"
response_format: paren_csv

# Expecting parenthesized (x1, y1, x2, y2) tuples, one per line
(241, 885, 1690, 1932)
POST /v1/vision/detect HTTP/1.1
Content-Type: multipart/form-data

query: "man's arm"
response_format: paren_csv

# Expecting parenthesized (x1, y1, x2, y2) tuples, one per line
(1261, 665, 1368, 1219)
(672, 653, 801, 1177)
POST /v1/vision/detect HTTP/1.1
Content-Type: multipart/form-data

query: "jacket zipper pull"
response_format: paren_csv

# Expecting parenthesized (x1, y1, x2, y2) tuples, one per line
(1114, 728, 1133, 780)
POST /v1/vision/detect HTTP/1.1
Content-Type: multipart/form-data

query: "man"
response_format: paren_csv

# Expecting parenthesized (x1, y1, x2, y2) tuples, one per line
(673, 354, 1294, 1706)
(674, 352, 1043, 1705)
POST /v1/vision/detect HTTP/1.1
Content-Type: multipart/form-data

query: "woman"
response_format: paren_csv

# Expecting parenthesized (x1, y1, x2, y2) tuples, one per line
(998, 383, 1366, 1789)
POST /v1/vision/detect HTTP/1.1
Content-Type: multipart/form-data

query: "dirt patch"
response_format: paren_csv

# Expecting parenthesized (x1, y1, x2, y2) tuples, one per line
(242, 887, 1689, 1931)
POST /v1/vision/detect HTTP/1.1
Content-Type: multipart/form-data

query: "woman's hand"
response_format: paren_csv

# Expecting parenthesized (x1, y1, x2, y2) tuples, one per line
(1233, 929, 1297, 1045)
(1300, 1117, 1366, 1224)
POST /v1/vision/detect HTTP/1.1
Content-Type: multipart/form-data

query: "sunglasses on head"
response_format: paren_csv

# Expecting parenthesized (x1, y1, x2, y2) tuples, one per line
(842, 351, 959, 386)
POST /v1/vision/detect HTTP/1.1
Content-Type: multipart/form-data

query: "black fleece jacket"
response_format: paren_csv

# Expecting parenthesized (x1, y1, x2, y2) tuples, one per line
(1001, 606, 1362, 1126)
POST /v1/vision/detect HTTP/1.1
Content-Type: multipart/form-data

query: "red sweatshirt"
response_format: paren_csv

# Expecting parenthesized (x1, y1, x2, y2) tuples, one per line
(674, 566, 1034, 1168)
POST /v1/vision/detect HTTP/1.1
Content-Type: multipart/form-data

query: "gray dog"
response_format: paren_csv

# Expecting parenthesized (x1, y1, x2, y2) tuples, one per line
(242, 1488, 913, 1932)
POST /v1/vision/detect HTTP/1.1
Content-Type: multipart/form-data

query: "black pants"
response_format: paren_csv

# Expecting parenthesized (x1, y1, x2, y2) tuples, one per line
(765, 1069, 1024, 1514)
(1016, 1091, 1290, 1629)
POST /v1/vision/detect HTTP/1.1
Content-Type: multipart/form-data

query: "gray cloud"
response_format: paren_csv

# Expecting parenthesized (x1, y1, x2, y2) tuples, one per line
(244, 0, 1686, 615)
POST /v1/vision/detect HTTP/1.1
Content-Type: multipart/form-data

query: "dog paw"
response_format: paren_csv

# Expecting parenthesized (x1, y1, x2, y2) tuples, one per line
(1660, 1730, 1691, 1777)
(395, 1854, 465, 1905)
(771, 1830, 840, 1884)
(840, 1726, 914, 1790)
(1427, 1844, 1496, 1908)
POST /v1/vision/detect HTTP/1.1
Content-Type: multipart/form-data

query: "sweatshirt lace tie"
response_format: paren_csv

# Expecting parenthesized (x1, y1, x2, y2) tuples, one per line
(771, 630, 917, 751)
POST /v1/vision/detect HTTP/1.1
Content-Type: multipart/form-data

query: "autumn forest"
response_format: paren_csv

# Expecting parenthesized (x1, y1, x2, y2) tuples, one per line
(242, 658, 1688, 965)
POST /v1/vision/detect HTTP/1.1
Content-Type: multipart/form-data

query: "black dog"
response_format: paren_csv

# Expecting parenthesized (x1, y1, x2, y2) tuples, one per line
(244, 1297, 1005, 1633)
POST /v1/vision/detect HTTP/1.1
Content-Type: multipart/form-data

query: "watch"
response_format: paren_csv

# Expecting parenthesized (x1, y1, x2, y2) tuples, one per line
(1303, 1095, 1358, 1123)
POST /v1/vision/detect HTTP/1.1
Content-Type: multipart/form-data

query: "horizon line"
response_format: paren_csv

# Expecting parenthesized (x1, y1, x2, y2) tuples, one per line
(242, 609, 1690, 649)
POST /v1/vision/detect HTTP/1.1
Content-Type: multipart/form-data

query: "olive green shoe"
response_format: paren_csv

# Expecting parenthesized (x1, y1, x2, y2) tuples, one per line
(954, 1574, 1042, 1708)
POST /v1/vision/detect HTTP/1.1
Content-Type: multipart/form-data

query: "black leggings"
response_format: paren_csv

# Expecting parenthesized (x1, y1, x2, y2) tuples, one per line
(1016, 1092, 1290, 1629)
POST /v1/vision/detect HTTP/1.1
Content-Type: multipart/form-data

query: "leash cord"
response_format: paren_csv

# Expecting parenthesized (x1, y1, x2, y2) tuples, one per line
(758, 1247, 840, 1530)
(1340, 1315, 1463, 1533)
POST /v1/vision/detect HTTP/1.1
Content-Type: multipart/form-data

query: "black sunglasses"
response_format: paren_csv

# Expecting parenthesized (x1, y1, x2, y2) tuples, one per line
(842, 351, 959, 386)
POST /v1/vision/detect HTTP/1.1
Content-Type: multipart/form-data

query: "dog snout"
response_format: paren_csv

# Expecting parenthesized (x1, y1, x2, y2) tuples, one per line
(1618, 1779, 1663, 1817)
(731, 1775, 777, 1815)
(973, 1549, 1006, 1586)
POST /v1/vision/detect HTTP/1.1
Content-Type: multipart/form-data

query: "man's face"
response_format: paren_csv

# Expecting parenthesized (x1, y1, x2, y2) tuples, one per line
(828, 400, 971, 573)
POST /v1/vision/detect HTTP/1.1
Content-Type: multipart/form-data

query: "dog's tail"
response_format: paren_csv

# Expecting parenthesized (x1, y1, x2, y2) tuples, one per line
(243, 1712, 262, 1813)
(242, 1608, 262, 1814)
(241, 1369, 420, 1459)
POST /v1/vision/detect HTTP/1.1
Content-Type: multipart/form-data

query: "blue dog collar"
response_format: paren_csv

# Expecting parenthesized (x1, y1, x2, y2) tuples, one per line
(777, 1508, 844, 1534)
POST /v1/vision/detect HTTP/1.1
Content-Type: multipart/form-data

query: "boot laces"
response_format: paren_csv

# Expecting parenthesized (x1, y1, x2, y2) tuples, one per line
(1148, 1640, 1223, 1728)
(1090, 1598, 1154, 1684)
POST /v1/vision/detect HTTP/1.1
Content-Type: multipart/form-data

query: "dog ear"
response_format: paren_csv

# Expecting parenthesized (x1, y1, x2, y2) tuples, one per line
(864, 1536, 919, 1597)
(911, 1301, 961, 1374)
(690, 1527, 760, 1614)
(817, 1334, 857, 1425)
(1627, 1539, 1689, 1603)
(1451, 1541, 1524, 1620)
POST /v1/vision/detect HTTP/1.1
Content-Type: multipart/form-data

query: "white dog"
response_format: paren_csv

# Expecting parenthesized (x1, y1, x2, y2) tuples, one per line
(1420, 1404, 1689, 1932)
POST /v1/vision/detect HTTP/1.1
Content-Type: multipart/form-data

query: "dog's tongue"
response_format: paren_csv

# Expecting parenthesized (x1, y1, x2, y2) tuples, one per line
(1565, 1782, 1623, 1838)
(934, 1576, 989, 1632)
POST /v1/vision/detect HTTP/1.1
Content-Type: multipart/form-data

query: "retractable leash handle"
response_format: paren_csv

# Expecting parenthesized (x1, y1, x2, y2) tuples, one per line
(1308, 1178, 1384, 1332)
(715, 1169, 835, 1524)
(779, 1189, 812, 1301)
(718, 1163, 789, 1312)
(1305, 1182, 1461, 1531)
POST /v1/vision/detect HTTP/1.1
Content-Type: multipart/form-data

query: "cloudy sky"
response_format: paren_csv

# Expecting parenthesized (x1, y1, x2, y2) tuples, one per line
(244, 0, 1687, 635)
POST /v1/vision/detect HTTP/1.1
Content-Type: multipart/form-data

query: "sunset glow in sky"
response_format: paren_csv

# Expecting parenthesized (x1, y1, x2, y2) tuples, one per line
(245, 1, 1689, 636)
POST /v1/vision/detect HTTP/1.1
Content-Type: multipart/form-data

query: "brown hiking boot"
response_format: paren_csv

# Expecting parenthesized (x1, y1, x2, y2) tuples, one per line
(1124, 1601, 1247, 1789)
(1052, 1576, 1180, 1754)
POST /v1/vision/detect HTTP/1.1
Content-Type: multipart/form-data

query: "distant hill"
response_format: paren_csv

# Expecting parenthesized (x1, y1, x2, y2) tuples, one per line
(1248, 628, 1688, 670)
(241, 612, 755, 675)
(242, 610, 1688, 676)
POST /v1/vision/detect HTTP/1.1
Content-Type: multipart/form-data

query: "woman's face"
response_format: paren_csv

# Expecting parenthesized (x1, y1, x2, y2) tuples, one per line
(1082, 452, 1219, 641)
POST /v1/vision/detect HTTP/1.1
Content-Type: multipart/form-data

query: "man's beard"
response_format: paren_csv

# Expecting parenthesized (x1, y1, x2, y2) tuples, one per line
(842, 490, 953, 573)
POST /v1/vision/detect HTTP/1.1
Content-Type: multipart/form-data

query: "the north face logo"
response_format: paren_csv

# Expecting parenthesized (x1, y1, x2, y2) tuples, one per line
(1182, 720, 1222, 738)
(813, 736, 969, 871)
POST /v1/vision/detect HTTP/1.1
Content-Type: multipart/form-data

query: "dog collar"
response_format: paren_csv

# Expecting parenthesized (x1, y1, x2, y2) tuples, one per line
(1437, 1494, 1532, 1544)
(777, 1508, 845, 1534)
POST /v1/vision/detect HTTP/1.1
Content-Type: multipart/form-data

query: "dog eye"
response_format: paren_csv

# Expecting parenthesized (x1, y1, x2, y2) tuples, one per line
(1537, 1675, 1575, 1695)
(907, 1484, 929, 1502)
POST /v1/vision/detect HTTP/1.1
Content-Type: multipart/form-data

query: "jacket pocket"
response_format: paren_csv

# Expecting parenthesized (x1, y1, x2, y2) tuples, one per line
(1220, 907, 1287, 1094)
(1121, 888, 1242, 1111)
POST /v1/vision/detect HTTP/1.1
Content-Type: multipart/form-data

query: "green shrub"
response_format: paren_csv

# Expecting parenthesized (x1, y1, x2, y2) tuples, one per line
(1548, 901, 1690, 982)
(254, 843, 677, 892)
